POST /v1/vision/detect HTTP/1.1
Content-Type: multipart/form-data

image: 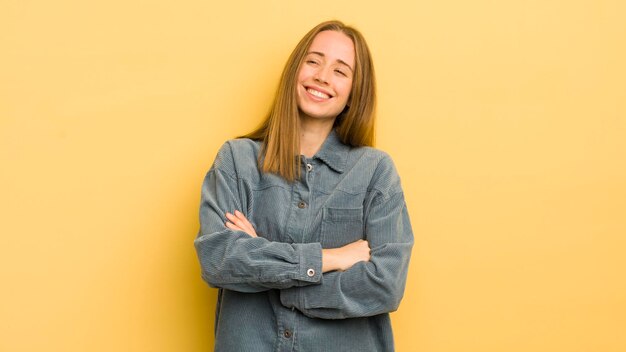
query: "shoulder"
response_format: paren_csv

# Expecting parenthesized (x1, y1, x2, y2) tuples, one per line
(353, 146, 402, 197)
(224, 138, 261, 157)
(211, 138, 261, 176)
(354, 146, 394, 165)
(214, 137, 260, 157)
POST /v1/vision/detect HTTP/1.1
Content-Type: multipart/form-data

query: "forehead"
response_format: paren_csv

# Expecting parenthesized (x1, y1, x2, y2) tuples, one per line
(308, 30, 355, 68)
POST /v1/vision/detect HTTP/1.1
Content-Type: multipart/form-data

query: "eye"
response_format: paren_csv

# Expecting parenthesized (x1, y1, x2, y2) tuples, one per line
(335, 69, 347, 77)
(306, 60, 319, 65)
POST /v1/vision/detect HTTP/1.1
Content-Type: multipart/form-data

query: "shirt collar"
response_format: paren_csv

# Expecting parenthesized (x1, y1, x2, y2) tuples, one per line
(313, 129, 350, 173)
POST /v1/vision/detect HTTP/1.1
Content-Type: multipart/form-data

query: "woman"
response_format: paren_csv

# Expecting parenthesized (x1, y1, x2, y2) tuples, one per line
(194, 20, 413, 352)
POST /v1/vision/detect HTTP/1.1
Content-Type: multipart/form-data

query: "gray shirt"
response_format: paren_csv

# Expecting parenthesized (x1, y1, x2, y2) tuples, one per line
(194, 130, 414, 352)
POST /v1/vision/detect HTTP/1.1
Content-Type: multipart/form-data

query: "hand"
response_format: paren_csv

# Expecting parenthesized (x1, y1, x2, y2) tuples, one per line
(225, 210, 258, 238)
(322, 239, 371, 273)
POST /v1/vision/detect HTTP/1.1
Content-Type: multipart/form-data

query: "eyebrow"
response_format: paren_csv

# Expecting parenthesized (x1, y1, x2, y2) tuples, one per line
(307, 51, 354, 72)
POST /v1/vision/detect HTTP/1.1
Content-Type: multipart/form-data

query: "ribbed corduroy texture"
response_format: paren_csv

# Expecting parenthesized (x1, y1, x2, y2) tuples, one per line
(194, 130, 413, 352)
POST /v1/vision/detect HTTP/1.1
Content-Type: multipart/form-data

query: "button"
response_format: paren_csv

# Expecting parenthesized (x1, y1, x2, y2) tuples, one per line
(307, 268, 315, 277)
(306, 163, 313, 172)
(298, 201, 307, 209)
(284, 330, 292, 338)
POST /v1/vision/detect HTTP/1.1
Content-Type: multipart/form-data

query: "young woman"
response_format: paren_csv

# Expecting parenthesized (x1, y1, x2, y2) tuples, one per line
(194, 20, 413, 352)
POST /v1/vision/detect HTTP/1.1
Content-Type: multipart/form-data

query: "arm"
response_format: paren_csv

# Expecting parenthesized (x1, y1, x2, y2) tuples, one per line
(193, 142, 323, 292)
(226, 212, 371, 273)
(279, 159, 414, 319)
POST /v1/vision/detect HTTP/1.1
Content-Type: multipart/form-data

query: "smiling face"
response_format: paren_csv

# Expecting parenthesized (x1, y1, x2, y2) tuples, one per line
(296, 30, 355, 124)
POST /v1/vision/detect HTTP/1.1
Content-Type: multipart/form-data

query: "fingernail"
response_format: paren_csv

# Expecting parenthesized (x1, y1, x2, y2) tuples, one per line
(234, 210, 240, 215)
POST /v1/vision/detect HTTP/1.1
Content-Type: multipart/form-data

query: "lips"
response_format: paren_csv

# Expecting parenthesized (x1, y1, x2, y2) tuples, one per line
(305, 87, 332, 100)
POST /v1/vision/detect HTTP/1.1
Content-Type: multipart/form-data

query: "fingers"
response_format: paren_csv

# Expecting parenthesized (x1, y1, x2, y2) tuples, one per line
(358, 240, 371, 262)
(225, 221, 241, 231)
(227, 210, 254, 233)
(326, 239, 372, 272)
(234, 210, 253, 228)
(225, 210, 257, 237)
(348, 239, 371, 263)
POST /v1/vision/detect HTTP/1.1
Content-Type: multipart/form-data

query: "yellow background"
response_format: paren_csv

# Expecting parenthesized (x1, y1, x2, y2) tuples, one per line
(2, 0, 625, 351)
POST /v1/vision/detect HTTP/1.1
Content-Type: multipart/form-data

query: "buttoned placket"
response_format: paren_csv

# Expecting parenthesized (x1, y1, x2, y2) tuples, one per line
(278, 157, 317, 351)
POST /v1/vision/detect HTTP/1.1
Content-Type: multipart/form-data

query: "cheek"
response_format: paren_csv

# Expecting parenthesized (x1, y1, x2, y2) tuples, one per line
(297, 66, 313, 82)
(339, 81, 353, 101)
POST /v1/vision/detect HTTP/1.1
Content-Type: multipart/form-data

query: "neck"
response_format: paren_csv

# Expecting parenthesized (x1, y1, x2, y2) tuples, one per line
(299, 116, 335, 158)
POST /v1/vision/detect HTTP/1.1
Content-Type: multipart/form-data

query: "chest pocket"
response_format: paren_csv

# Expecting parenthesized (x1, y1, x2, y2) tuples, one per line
(320, 207, 364, 249)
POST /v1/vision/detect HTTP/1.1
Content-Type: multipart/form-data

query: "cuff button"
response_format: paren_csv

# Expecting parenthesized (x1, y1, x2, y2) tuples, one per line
(307, 268, 315, 277)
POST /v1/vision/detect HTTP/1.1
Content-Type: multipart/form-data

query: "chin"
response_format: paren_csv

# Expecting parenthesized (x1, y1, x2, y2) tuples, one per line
(299, 110, 338, 122)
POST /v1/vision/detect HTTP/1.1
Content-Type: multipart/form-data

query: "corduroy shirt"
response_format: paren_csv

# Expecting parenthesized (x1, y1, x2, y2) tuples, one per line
(194, 130, 414, 352)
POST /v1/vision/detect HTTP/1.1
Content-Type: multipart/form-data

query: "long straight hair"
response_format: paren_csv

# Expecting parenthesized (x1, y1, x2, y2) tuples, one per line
(242, 20, 377, 181)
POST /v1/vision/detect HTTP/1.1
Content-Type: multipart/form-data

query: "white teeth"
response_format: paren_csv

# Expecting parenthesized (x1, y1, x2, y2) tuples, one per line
(307, 88, 330, 99)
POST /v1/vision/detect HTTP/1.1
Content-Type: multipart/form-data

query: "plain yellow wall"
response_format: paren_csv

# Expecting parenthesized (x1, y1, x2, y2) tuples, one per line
(2, 0, 625, 351)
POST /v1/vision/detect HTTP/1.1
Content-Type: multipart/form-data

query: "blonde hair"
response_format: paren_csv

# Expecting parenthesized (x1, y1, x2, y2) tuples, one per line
(242, 20, 377, 181)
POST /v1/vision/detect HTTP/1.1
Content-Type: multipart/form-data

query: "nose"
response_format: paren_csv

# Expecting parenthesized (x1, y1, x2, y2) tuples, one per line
(313, 65, 330, 84)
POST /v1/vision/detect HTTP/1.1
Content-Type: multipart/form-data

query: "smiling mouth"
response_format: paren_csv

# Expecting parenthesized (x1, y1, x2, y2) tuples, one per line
(306, 87, 331, 99)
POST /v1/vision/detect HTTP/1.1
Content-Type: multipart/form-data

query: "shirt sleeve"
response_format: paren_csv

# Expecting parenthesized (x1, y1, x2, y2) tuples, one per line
(194, 141, 323, 293)
(279, 156, 414, 319)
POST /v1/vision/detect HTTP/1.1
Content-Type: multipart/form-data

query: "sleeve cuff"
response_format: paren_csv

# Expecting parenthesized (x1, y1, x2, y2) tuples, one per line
(295, 242, 323, 284)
